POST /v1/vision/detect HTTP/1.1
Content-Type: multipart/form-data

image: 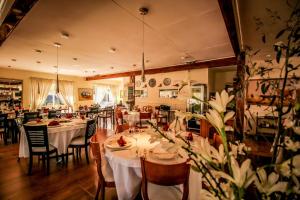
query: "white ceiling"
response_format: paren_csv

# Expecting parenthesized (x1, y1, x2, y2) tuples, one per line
(0, 0, 234, 77)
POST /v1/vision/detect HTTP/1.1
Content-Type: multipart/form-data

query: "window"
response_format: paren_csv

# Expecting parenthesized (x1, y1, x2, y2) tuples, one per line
(43, 84, 65, 108)
(94, 85, 115, 107)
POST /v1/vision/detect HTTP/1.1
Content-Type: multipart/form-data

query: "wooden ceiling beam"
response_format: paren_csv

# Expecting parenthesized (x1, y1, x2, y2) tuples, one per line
(86, 57, 237, 81)
(218, 0, 240, 56)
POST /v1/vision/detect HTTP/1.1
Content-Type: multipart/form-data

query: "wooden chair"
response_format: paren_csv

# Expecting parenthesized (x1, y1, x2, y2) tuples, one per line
(23, 112, 40, 124)
(139, 112, 152, 127)
(67, 119, 97, 164)
(90, 135, 115, 200)
(98, 108, 113, 129)
(213, 133, 223, 149)
(154, 108, 168, 126)
(48, 110, 59, 119)
(23, 125, 58, 175)
(0, 114, 8, 145)
(115, 123, 129, 134)
(115, 110, 124, 125)
(140, 157, 190, 200)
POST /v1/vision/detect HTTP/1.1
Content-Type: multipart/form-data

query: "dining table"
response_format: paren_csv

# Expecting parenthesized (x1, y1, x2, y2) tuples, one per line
(19, 118, 87, 158)
(103, 128, 202, 200)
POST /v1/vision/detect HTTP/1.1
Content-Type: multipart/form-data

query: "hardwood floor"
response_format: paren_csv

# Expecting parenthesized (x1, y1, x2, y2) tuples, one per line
(0, 129, 118, 200)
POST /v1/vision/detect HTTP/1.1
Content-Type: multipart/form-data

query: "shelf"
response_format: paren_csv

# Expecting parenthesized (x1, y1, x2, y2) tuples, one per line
(0, 87, 19, 91)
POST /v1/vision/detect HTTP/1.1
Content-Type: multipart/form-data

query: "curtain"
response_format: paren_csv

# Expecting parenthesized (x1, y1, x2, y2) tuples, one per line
(58, 80, 74, 111)
(30, 78, 54, 110)
(94, 85, 109, 104)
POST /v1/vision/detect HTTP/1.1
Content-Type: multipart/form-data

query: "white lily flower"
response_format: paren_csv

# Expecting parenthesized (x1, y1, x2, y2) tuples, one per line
(279, 155, 300, 177)
(293, 126, 300, 135)
(205, 109, 223, 133)
(224, 111, 235, 123)
(283, 118, 294, 129)
(215, 157, 255, 188)
(284, 136, 300, 152)
(193, 137, 214, 162)
(210, 144, 227, 165)
(200, 189, 219, 200)
(208, 90, 234, 113)
(229, 142, 251, 158)
(292, 175, 300, 194)
(255, 168, 288, 195)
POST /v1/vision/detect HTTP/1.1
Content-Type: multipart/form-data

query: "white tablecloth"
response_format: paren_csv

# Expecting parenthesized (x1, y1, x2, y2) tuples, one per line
(19, 119, 87, 158)
(123, 111, 140, 123)
(104, 131, 202, 200)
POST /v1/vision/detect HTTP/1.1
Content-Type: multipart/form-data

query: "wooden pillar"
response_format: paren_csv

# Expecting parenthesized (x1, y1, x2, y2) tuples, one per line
(235, 52, 245, 138)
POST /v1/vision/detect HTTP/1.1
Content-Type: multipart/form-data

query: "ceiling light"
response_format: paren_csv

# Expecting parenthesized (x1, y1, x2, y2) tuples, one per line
(109, 47, 116, 53)
(53, 42, 61, 48)
(110, 66, 114, 69)
(146, 60, 150, 63)
(11, 58, 16, 61)
(73, 57, 78, 61)
(266, 54, 271, 58)
(8, 65, 12, 68)
(34, 49, 42, 53)
(139, 7, 149, 82)
(92, 70, 96, 73)
(61, 32, 69, 39)
(36, 61, 41, 64)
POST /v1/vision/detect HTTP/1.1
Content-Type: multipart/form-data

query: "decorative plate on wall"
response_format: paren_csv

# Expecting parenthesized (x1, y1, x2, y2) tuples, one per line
(148, 78, 156, 87)
(163, 78, 171, 86)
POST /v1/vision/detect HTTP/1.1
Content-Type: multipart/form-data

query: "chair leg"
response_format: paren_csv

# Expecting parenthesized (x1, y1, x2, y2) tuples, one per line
(76, 148, 79, 160)
(85, 146, 89, 164)
(56, 150, 58, 162)
(100, 183, 105, 200)
(95, 179, 101, 200)
(28, 154, 33, 175)
(46, 153, 50, 175)
(66, 148, 68, 165)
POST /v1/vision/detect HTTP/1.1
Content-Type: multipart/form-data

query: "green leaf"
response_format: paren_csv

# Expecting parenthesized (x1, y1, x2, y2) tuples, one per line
(191, 165, 201, 172)
(268, 95, 276, 106)
(262, 34, 266, 43)
(275, 29, 285, 39)
(276, 48, 282, 63)
(245, 65, 250, 76)
(261, 83, 270, 94)
(253, 49, 261, 55)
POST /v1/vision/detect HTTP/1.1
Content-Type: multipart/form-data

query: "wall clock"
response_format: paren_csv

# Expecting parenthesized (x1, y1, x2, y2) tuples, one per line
(148, 78, 156, 87)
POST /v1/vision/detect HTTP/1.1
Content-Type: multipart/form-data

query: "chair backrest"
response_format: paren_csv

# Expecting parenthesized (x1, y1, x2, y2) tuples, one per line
(48, 110, 58, 119)
(115, 110, 123, 125)
(213, 133, 223, 149)
(90, 107, 99, 113)
(86, 111, 96, 118)
(90, 135, 105, 182)
(115, 123, 129, 134)
(24, 125, 49, 152)
(140, 112, 152, 120)
(0, 114, 8, 129)
(23, 112, 40, 124)
(140, 157, 190, 200)
(85, 119, 97, 142)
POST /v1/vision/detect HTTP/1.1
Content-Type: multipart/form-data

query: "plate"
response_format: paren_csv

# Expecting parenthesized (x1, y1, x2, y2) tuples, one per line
(163, 78, 171, 86)
(48, 124, 62, 128)
(106, 138, 132, 150)
(148, 78, 156, 87)
(150, 151, 177, 160)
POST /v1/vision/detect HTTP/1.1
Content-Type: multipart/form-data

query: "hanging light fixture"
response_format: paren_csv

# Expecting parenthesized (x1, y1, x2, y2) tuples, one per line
(53, 42, 61, 94)
(139, 7, 148, 82)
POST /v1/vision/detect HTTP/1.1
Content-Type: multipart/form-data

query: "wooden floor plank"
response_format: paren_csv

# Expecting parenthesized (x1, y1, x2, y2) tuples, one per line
(0, 128, 118, 200)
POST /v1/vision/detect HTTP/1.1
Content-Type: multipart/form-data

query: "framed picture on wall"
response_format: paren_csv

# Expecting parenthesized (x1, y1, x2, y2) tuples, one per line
(78, 88, 93, 101)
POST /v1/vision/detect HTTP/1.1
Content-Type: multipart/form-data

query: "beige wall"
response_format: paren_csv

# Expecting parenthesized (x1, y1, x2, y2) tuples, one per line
(0, 67, 122, 109)
(130, 68, 209, 111)
(208, 67, 236, 94)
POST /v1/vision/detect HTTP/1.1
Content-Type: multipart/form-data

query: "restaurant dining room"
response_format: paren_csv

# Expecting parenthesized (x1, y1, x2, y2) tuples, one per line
(0, 0, 300, 199)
